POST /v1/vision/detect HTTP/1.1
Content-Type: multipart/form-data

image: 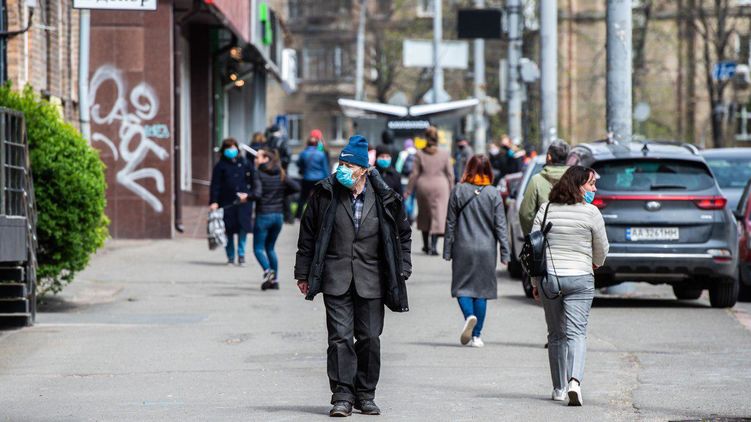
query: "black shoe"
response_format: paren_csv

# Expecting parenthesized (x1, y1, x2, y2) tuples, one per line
(329, 401, 353, 417)
(354, 400, 381, 415)
(422, 246, 430, 254)
(429, 250, 439, 256)
(238, 256, 246, 267)
(261, 270, 276, 291)
(265, 281, 279, 290)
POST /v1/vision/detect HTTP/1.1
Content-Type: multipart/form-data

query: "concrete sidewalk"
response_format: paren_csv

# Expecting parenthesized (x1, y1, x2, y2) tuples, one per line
(0, 224, 750, 421)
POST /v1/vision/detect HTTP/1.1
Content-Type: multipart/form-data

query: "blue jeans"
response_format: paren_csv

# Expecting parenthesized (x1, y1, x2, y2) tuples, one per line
(253, 213, 284, 274)
(457, 297, 487, 337)
(225, 230, 247, 260)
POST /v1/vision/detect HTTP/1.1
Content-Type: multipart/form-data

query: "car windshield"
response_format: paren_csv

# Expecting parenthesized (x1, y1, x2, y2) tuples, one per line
(593, 159, 715, 192)
(705, 157, 751, 189)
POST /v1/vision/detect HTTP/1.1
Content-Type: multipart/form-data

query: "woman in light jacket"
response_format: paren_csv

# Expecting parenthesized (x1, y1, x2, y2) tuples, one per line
(532, 165, 609, 406)
(444, 155, 510, 347)
(405, 126, 454, 255)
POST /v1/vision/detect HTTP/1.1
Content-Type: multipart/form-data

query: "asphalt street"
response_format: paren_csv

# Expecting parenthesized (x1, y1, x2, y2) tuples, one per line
(1, 223, 751, 421)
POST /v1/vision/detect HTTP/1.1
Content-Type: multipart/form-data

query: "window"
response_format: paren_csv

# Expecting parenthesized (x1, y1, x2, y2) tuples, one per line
(417, 0, 434, 17)
(287, 114, 304, 145)
(289, 0, 302, 19)
(303, 45, 353, 81)
(592, 160, 716, 192)
(331, 115, 346, 144)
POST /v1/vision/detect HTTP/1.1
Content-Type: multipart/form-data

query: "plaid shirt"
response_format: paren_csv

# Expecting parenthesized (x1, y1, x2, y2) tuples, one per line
(351, 186, 366, 232)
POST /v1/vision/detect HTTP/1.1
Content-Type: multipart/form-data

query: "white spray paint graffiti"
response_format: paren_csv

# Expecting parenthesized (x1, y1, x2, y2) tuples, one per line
(89, 65, 169, 213)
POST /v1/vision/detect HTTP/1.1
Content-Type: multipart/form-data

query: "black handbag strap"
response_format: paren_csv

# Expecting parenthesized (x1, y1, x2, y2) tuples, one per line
(539, 202, 562, 300)
(541, 202, 551, 231)
(457, 186, 487, 217)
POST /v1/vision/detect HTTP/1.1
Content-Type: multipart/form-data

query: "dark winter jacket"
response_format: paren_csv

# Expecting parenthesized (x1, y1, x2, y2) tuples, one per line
(210, 156, 255, 234)
(252, 164, 301, 215)
(294, 170, 412, 312)
(379, 167, 403, 196)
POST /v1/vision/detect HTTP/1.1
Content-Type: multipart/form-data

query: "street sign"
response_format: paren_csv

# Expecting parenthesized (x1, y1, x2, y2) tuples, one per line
(73, 0, 157, 10)
(712, 61, 737, 81)
(403, 39, 469, 69)
(457, 8, 503, 39)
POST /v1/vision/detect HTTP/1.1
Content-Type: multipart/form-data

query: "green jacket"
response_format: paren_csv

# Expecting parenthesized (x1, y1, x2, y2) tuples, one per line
(519, 165, 568, 235)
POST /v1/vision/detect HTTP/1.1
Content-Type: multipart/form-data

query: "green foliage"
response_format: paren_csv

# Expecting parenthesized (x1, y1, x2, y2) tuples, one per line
(0, 84, 109, 295)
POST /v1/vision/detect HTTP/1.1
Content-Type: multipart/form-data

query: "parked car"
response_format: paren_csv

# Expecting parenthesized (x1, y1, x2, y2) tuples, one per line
(568, 141, 739, 308)
(505, 156, 545, 288)
(498, 171, 523, 211)
(732, 179, 751, 302)
(702, 148, 751, 211)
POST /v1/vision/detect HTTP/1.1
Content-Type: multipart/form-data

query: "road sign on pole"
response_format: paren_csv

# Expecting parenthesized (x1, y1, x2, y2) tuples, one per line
(712, 61, 737, 81)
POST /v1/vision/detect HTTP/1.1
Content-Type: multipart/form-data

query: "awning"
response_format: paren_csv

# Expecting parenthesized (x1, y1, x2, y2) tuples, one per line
(338, 98, 480, 119)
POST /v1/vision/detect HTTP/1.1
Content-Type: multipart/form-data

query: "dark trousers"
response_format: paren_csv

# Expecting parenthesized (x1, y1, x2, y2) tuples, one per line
(297, 179, 319, 219)
(323, 287, 384, 404)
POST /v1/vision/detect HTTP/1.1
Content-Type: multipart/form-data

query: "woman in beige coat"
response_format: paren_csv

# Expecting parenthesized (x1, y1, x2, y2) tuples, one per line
(406, 127, 454, 255)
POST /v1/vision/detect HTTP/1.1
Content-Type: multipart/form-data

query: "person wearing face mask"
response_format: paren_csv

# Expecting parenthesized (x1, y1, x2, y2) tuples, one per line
(295, 135, 412, 417)
(453, 135, 474, 184)
(251, 147, 300, 290)
(531, 165, 609, 407)
(375, 145, 402, 195)
(297, 132, 330, 219)
(210, 138, 255, 266)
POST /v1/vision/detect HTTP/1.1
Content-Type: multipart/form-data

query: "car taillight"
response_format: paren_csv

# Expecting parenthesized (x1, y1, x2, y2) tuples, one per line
(694, 196, 727, 210)
(591, 197, 607, 209)
(589, 195, 726, 210)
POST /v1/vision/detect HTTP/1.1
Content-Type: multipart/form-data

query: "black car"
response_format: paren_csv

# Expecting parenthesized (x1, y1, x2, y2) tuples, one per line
(568, 141, 739, 308)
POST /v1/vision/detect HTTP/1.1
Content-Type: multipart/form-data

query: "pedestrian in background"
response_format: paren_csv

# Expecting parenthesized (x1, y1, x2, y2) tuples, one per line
(295, 135, 412, 417)
(209, 138, 255, 266)
(396, 139, 418, 222)
(266, 124, 294, 223)
(250, 132, 266, 152)
(532, 165, 609, 406)
(375, 145, 402, 195)
(444, 155, 510, 347)
(252, 147, 300, 290)
(453, 134, 474, 184)
(519, 139, 570, 236)
(297, 132, 330, 218)
(405, 126, 454, 255)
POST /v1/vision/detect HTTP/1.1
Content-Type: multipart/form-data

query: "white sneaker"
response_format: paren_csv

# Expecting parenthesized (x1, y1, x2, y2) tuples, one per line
(460, 315, 477, 345)
(552, 388, 566, 401)
(567, 380, 582, 406)
(470, 336, 484, 348)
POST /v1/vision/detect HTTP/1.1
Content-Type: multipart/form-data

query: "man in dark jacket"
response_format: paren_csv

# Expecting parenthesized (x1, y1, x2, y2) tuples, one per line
(295, 135, 412, 417)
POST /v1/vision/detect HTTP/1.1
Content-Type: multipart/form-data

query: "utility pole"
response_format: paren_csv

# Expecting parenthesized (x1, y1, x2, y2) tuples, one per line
(473, 0, 487, 153)
(432, 0, 443, 104)
(506, 0, 523, 144)
(539, 0, 557, 150)
(355, 0, 367, 101)
(606, 0, 632, 145)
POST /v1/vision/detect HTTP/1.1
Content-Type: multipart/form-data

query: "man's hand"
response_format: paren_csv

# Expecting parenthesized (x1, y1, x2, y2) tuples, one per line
(297, 280, 309, 295)
(237, 193, 249, 202)
(209, 203, 219, 211)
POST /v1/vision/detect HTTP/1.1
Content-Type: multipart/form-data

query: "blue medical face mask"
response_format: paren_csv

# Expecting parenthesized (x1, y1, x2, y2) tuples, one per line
(584, 190, 596, 204)
(376, 158, 391, 169)
(336, 165, 357, 189)
(224, 147, 239, 160)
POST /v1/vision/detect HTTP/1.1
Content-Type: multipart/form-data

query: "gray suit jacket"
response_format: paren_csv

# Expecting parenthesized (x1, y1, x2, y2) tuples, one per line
(322, 179, 382, 298)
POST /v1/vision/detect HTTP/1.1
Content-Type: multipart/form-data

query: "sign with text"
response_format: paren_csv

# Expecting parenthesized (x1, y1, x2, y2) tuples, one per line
(73, 0, 157, 10)
(403, 39, 469, 69)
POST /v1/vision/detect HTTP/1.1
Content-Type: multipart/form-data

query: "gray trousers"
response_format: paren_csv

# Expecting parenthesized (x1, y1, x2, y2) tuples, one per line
(541, 274, 595, 390)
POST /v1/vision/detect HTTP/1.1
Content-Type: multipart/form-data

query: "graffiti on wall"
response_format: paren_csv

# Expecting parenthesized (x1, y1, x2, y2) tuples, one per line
(89, 65, 170, 213)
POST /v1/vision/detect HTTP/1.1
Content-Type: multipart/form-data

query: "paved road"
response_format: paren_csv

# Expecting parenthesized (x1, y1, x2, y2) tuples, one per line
(1, 225, 751, 421)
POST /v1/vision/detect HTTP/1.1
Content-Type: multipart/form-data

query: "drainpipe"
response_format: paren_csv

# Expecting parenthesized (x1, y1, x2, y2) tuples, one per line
(78, 9, 91, 142)
(173, 16, 183, 233)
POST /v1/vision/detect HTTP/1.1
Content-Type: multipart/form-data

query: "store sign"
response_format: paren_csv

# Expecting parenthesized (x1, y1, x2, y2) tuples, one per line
(387, 119, 431, 133)
(73, 0, 157, 10)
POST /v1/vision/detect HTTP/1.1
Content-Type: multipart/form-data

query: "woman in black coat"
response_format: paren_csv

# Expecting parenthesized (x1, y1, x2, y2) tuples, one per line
(210, 138, 255, 266)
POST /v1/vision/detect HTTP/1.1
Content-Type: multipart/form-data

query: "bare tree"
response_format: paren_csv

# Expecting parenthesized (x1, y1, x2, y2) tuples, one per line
(693, 0, 740, 147)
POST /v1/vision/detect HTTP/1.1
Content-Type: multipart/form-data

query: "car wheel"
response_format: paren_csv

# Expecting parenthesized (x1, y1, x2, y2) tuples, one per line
(709, 277, 739, 308)
(508, 257, 523, 279)
(672, 285, 702, 300)
(522, 273, 534, 298)
(738, 265, 751, 302)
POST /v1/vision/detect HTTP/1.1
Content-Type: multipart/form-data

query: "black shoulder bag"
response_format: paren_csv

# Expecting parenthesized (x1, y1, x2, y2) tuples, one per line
(519, 203, 562, 299)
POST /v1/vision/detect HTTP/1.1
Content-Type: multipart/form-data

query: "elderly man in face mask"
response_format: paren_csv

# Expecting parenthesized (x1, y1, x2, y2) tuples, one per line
(295, 135, 412, 417)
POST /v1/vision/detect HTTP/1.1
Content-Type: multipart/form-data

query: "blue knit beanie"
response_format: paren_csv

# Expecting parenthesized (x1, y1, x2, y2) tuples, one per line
(339, 135, 370, 168)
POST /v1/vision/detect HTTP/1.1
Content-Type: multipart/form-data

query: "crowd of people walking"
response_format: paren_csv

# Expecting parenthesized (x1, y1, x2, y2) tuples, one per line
(209, 125, 607, 415)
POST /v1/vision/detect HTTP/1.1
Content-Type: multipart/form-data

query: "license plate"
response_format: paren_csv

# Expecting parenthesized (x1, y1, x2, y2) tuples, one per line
(626, 227, 679, 241)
